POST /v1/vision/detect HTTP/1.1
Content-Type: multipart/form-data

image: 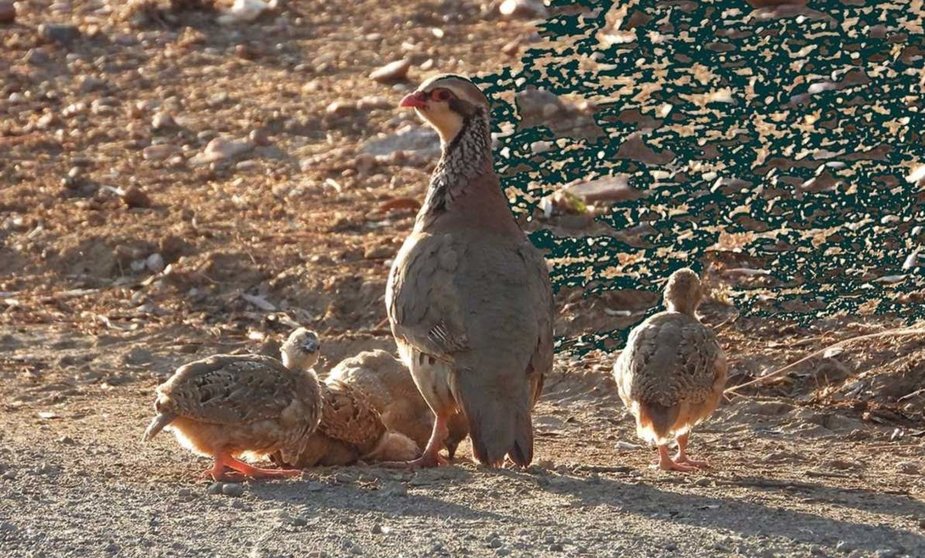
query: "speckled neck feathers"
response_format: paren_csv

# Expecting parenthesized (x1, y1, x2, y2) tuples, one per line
(417, 110, 493, 225)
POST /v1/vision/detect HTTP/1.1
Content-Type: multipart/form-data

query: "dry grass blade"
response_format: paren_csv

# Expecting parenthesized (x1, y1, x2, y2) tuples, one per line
(724, 326, 925, 397)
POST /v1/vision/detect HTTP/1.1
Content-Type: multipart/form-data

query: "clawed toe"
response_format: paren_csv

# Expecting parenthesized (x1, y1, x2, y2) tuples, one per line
(656, 458, 698, 473)
(380, 452, 445, 470)
(676, 457, 712, 469)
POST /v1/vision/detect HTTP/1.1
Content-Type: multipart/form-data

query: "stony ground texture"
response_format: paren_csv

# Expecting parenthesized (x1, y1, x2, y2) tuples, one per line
(1, 0, 924, 557)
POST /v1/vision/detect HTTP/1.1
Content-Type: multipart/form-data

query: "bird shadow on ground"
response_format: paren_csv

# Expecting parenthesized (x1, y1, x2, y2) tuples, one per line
(719, 475, 925, 520)
(247, 466, 512, 522)
(535, 472, 925, 552)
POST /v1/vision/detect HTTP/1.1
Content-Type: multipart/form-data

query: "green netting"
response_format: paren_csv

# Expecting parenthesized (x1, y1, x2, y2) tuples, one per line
(476, 0, 925, 352)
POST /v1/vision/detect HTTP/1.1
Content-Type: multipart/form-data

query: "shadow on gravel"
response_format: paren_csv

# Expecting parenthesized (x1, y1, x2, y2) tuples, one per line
(537, 473, 925, 552)
(248, 468, 511, 522)
(722, 476, 925, 520)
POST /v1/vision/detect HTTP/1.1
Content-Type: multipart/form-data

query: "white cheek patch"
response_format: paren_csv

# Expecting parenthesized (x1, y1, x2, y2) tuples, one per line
(423, 106, 464, 146)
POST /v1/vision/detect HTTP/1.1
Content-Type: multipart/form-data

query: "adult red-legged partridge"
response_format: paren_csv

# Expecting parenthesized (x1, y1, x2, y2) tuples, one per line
(328, 349, 469, 459)
(272, 377, 421, 467)
(386, 75, 554, 468)
(613, 269, 728, 472)
(143, 328, 323, 481)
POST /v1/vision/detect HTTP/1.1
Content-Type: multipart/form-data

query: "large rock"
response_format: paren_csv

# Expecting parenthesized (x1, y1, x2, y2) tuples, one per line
(566, 176, 642, 204)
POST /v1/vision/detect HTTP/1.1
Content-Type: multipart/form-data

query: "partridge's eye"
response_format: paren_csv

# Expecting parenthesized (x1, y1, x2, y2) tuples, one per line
(433, 89, 452, 102)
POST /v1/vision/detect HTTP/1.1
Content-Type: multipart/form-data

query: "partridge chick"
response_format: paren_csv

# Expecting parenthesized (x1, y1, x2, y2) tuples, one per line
(143, 328, 323, 481)
(386, 75, 554, 468)
(613, 269, 728, 472)
(273, 377, 420, 467)
(328, 350, 469, 458)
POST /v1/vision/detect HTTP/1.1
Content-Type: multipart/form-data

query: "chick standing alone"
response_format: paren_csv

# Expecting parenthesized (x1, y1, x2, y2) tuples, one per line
(143, 329, 324, 481)
(614, 269, 728, 472)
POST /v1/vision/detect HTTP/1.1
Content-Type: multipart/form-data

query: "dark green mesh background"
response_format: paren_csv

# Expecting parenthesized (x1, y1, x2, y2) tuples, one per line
(475, 0, 924, 352)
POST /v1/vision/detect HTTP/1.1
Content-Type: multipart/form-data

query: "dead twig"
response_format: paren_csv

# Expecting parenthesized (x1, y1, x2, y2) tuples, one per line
(724, 326, 925, 397)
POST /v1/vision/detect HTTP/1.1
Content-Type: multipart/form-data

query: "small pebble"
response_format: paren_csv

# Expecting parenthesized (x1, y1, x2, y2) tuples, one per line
(221, 483, 245, 497)
(379, 483, 407, 497)
(501, 39, 520, 56)
(122, 186, 151, 209)
(326, 100, 355, 116)
(898, 461, 919, 474)
(835, 540, 855, 553)
(142, 144, 179, 161)
(190, 137, 254, 165)
(249, 128, 271, 146)
(499, 0, 548, 19)
(145, 253, 165, 273)
(79, 76, 106, 93)
(39, 23, 81, 45)
(369, 59, 411, 83)
(207, 482, 224, 495)
(152, 112, 177, 131)
(0, 1, 15, 24)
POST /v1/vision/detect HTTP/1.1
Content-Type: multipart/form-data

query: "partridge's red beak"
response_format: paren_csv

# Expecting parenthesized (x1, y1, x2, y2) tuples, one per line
(399, 91, 427, 109)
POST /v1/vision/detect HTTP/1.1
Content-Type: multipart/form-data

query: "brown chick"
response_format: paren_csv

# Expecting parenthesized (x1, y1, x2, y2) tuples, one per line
(613, 269, 728, 472)
(327, 349, 470, 459)
(272, 378, 420, 467)
(386, 75, 553, 468)
(143, 328, 323, 481)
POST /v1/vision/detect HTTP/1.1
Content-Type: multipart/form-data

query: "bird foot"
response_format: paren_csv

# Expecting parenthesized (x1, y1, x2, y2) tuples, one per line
(655, 458, 698, 473)
(205, 466, 301, 481)
(209, 453, 303, 481)
(675, 455, 712, 469)
(202, 467, 245, 482)
(379, 452, 448, 470)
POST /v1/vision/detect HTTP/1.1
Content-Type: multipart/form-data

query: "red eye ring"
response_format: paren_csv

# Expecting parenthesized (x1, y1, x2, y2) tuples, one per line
(433, 89, 452, 102)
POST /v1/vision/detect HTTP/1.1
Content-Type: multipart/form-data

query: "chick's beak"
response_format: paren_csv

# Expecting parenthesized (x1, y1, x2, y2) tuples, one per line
(399, 91, 428, 109)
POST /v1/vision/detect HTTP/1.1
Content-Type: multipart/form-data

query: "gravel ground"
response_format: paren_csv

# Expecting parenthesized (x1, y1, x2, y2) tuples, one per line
(1, 0, 924, 557)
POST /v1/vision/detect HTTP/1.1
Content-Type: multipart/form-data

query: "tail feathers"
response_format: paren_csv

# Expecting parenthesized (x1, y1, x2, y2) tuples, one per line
(508, 405, 533, 468)
(143, 412, 175, 442)
(454, 375, 534, 468)
(638, 401, 680, 441)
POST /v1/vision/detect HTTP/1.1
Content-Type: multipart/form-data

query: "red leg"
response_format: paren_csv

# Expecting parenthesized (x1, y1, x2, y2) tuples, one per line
(381, 413, 448, 469)
(656, 444, 696, 473)
(675, 433, 711, 469)
(208, 452, 302, 481)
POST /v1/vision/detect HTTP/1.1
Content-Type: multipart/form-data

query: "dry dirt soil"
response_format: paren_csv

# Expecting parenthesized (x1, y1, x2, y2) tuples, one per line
(1, 1, 925, 557)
